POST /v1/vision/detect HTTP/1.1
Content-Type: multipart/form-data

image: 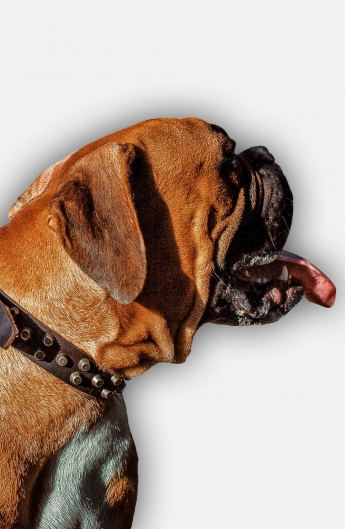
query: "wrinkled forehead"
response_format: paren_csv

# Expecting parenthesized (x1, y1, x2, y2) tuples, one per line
(117, 117, 229, 171)
(9, 118, 236, 220)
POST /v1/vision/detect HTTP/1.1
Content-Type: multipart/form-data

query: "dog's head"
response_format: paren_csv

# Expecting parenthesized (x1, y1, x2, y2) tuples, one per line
(9, 118, 335, 377)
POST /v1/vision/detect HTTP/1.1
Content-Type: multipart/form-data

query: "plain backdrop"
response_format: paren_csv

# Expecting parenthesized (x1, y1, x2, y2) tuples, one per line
(0, 2, 344, 528)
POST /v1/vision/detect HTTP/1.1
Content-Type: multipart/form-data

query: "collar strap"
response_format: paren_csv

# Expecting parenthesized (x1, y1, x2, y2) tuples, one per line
(0, 290, 125, 399)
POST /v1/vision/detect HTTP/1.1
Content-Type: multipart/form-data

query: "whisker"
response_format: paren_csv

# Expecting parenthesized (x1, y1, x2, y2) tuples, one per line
(268, 231, 278, 252)
(282, 215, 290, 233)
(212, 270, 229, 289)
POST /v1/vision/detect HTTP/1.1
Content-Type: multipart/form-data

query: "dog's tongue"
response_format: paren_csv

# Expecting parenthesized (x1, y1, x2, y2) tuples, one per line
(276, 250, 336, 308)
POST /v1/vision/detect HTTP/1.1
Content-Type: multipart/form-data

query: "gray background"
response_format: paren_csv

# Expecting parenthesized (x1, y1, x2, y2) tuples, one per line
(0, 1, 344, 528)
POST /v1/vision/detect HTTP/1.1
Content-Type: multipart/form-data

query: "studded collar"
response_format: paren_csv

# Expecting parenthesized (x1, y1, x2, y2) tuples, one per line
(0, 290, 125, 399)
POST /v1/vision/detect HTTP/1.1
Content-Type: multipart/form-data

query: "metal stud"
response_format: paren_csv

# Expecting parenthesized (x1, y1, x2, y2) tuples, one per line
(20, 328, 31, 341)
(56, 353, 70, 367)
(110, 374, 122, 386)
(10, 307, 19, 316)
(70, 372, 83, 385)
(101, 389, 113, 400)
(115, 380, 126, 393)
(91, 374, 104, 388)
(42, 333, 55, 347)
(78, 358, 91, 372)
(34, 349, 46, 361)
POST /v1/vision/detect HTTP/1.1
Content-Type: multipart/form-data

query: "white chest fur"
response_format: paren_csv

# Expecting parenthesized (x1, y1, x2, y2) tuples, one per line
(29, 394, 137, 529)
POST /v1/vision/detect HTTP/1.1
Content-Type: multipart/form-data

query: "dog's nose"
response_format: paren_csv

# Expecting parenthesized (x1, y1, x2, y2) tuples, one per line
(238, 146, 292, 225)
(222, 146, 293, 271)
(239, 146, 275, 167)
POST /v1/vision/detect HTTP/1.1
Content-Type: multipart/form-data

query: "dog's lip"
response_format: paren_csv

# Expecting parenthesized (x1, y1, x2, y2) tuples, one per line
(235, 250, 336, 308)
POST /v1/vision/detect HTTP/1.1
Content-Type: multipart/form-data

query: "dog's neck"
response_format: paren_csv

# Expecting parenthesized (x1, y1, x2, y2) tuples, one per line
(0, 211, 139, 525)
(0, 210, 121, 357)
(0, 205, 176, 379)
(0, 210, 112, 395)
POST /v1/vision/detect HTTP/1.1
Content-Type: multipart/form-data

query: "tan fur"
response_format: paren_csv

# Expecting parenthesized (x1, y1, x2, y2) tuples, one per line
(106, 475, 137, 506)
(0, 118, 244, 525)
(0, 348, 104, 527)
(8, 153, 74, 220)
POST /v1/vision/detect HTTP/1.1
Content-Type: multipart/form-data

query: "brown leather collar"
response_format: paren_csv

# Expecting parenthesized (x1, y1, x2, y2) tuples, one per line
(0, 290, 125, 399)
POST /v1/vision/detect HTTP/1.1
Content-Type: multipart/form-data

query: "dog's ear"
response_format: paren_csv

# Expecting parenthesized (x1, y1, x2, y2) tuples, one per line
(49, 143, 146, 304)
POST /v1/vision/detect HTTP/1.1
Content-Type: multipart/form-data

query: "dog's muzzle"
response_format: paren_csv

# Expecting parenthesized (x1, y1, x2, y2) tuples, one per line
(202, 146, 336, 326)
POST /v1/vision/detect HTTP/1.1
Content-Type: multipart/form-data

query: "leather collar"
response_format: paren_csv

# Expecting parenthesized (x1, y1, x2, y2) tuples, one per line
(0, 290, 125, 399)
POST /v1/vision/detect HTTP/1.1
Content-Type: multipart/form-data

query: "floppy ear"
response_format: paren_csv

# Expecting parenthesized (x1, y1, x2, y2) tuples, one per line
(49, 143, 146, 304)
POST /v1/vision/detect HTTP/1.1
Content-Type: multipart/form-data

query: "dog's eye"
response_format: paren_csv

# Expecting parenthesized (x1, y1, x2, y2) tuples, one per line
(219, 154, 242, 180)
(210, 124, 236, 153)
(210, 124, 229, 136)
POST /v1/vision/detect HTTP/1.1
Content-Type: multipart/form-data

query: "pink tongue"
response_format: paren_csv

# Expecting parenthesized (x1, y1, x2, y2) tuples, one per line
(276, 250, 336, 308)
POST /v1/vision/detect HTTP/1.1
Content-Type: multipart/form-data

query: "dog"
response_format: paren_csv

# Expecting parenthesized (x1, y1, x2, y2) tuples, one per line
(0, 118, 335, 528)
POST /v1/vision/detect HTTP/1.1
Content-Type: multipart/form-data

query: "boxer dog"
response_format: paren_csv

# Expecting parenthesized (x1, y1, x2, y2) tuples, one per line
(0, 118, 335, 528)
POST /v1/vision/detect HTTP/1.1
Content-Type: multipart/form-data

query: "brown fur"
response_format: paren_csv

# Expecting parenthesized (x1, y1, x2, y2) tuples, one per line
(0, 118, 244, 526)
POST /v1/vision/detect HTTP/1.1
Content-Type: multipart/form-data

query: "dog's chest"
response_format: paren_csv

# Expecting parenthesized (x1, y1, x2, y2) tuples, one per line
(28, 394, 137, 529)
